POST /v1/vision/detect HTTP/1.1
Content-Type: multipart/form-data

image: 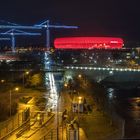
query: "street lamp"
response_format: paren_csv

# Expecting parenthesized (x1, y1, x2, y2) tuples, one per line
(25, 71, 29, 75)
(1, 79, 5, 83)
(23, 71, 30, 87)
(10, 87, 19, 117)
(78, 96, 83, 122)
(64, 83, 68, 88)
(78, 74, 82, 78)
(78, 96, 82, 115)
(78, 96, 82, 101)
(15, 87, 19, 91)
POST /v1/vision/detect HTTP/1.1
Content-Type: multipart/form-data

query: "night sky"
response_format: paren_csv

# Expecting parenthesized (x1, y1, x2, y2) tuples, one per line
(0, 0, 140, 45)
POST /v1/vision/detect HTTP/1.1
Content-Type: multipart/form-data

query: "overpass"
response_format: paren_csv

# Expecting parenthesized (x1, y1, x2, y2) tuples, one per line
(63, 65, 140, 88)
(64, 66, 140, 72)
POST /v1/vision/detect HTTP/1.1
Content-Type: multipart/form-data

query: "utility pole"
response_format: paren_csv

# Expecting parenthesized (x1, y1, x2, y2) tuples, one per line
(46, 20, 50, 48)
(10, 90, 12, 117)
(11, 32, 15, 52)
(122, 120, 125, 138)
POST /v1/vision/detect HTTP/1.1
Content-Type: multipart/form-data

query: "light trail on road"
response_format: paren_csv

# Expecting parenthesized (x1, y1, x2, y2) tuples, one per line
(44, 52, 58, 110)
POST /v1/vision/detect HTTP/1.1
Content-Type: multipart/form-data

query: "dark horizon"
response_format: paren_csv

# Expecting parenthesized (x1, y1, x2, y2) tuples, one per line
(0, 0, 140, 45)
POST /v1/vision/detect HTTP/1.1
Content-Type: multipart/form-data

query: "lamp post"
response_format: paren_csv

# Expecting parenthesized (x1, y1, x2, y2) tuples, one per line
(78, 74, 82, 79)
(1, 79, 5, 83)
(9, 87, 19, 117)
(10, 89, 12, 117)
(77, 96, 82, 140)
(64, 83, 68, 88)
(57, 93, 61, 140)
(78, 96, 82, 122)
(23, 71, 29, 87)
(57, 101, 59, 140)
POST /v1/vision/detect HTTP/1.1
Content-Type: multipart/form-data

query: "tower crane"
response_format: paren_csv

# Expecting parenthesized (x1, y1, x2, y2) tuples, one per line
(0, 38, 10, 41)
(34, 20, 78, 48)
(0, 29, 41, 52)
(0, 20, 78, 48)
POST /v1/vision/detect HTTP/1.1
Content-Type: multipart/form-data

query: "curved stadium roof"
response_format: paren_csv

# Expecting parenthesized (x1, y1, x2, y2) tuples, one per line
(54, 37, 123, 49)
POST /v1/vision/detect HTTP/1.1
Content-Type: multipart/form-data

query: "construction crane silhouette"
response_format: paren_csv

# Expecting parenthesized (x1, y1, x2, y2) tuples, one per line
(0, 20, 78, 48)
(0, 29, 41, 52)
(0, 37, 11, 41)
(34, 20, 78, 48)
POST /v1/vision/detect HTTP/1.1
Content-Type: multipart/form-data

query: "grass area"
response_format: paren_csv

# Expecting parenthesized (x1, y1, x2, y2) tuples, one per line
(81, 82, 121, 139)
(80, 112, 117, 140)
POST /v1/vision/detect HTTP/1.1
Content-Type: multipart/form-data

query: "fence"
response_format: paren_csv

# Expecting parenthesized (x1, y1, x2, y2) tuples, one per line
(0, 108, 30, 139)
(40, 129, 58, 140)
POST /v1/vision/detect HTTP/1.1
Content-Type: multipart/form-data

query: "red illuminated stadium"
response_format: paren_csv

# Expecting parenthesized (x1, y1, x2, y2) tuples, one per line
(54, 37, 123, 49)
